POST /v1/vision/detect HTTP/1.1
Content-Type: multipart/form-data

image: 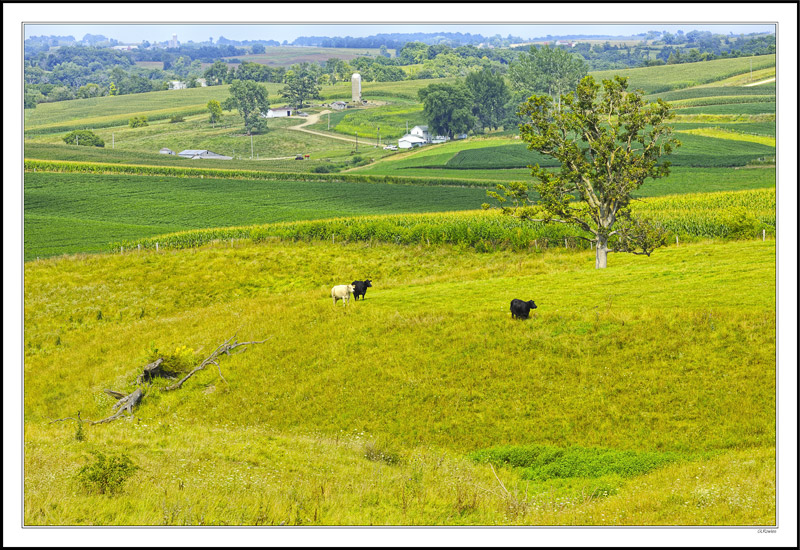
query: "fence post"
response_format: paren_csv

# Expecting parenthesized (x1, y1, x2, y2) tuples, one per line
(762, 229, 765, 241)
(156, 242, 159, 252)
(333, 233, 335, 245)
(676, 235, 679, 247)
(138, 244, 141, 252)
(565, 237, 568, 248)
(121, 246, 124, 254)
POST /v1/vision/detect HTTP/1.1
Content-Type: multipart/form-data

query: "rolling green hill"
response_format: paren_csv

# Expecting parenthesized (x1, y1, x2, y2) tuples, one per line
(23, 237, 776, 525)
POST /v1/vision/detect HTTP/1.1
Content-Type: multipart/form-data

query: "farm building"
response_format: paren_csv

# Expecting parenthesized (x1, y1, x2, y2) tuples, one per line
(159, 148, 175, 155)
(177, 149, 232, 160)
(409, 125, 432, 142)
(352, 73, 362, 102)
(264, 107, 293, 118)
(331, 101, 348, 110)
(398, 134, 427, 149)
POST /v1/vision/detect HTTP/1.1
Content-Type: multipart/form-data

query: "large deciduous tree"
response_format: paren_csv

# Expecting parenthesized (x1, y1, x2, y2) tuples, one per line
(223, 79, 270, 135)
(484, 75, 680, 268)
(279, 69, 321, 109)
(465, 68, 511, 132)
(418, 82, 476, 138)
(508, 45, 588, 110)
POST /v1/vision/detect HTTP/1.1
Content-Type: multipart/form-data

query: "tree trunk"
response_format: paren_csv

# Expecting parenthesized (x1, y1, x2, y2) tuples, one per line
(595, 236, 608, 269)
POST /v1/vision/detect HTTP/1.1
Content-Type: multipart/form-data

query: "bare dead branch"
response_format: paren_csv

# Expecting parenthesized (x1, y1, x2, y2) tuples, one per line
(91, 388, 143, 425)
(165, 336, 269, 391)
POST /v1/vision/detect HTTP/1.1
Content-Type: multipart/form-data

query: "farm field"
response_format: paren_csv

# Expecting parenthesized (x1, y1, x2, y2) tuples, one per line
(19, 42, 784, 530)
(591, 54, 775, 93)
(224, 46, 395, 66)
(23, 172, 491, 260)
(23, 237, 776, 525)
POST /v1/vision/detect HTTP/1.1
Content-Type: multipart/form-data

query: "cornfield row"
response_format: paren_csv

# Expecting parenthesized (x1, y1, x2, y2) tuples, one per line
(23, 159, 494, 188)
(110, 189, 776, 253)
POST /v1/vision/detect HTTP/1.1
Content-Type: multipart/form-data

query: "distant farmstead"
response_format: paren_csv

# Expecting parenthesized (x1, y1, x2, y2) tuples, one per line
(177, 149, 232, 160)
(160, 147, 175, 155)
(331, 101, 347, 110)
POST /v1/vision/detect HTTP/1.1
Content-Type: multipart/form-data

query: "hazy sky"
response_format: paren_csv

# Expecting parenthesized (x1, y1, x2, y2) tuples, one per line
(24, 23, 775, 44)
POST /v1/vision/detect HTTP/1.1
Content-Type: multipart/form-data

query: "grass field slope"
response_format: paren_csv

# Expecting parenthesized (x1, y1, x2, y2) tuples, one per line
(24, 237, 775, 525)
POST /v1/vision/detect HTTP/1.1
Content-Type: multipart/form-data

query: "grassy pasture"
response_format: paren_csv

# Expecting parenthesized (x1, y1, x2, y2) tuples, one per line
(307, 104, 427, 140)
(23, 237, 776, 525)
(590, 54, 775, 94)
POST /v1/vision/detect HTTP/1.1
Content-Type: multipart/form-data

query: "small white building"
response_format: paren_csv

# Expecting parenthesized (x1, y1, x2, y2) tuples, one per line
(331, 101, 347, 110)
(160, 147, 175, 155)
(264, 107, 293, 118)
(177, 149, 232, 160)
(409, 125, 431, 143)
(397, 134, 427, 149)
(169, 80, 186, 90)
(431, 135, 448, 144)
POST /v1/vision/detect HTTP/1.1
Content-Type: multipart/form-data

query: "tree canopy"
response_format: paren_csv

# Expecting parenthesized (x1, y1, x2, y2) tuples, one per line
(484, 75, 680, 268)
(223, 79, 270, 134)
(418, 82, 476, 138)
(508, 45, 588, 108)
(464, 68, 511, 132)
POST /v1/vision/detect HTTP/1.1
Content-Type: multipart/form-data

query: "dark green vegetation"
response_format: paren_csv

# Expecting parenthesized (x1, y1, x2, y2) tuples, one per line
(23, 172, 489, 260)
(469, 444, 694, 480)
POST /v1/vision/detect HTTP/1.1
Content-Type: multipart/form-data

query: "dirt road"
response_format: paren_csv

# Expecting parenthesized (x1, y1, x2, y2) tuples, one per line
(287, 110, 360, 144)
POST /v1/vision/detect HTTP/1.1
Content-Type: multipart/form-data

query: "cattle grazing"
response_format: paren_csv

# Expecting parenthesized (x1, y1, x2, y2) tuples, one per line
(510, 299, 537, 319)
(331, 284, 356, 306)
(351, 279, 372, 301)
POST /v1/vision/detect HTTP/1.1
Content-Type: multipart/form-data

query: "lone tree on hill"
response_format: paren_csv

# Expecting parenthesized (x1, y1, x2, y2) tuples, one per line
(483, 75, 680, 269)
(223, 79, 270, 135)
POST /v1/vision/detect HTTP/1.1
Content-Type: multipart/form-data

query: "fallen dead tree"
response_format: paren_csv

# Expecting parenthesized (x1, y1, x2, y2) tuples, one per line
(50, 336, 268, 426)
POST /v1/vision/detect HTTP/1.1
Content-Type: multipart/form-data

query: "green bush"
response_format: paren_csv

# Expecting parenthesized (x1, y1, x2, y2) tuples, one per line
(169, 114, 185, 123)
(128, 115, 148, 128)
(62, 130, 104, 148)
(76, 451, 139, 494)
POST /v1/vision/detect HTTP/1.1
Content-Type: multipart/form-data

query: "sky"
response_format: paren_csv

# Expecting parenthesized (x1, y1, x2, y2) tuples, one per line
(24, 23, 775, 44)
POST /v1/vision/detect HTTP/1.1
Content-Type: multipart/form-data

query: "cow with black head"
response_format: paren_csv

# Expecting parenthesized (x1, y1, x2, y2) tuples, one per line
(510, 299, 537, 319)
(351, 279, 372, 301)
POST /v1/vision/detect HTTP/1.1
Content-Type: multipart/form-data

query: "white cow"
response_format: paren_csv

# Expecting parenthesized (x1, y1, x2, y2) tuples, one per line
(331, 284, 356, 306)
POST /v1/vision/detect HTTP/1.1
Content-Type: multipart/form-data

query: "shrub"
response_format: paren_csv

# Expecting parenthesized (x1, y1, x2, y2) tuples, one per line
(76, 451, 139, 494)
(62, 130, 104, 148)
(311, 165, 333, 173)
(169, 114, 185, 123)
(128, 115, 148, 128)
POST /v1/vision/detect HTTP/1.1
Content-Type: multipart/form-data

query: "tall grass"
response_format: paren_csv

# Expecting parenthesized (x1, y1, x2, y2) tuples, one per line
(23, 237, 776, 525)
(112, 189, 776, 254)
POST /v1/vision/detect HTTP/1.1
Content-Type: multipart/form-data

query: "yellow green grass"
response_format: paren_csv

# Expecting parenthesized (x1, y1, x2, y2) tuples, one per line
(24, 238, 775, 525)
(676, 127, 776, 147)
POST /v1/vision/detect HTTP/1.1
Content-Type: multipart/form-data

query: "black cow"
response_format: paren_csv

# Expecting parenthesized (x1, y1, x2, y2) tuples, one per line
(510, 299, 537, 319)
(351, 279, 372, 301)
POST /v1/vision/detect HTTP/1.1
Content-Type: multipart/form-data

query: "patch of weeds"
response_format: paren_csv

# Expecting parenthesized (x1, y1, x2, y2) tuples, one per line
(363, 435, 403, 465)
(469, 444, 681, 481)
(76, 450, 139, 494)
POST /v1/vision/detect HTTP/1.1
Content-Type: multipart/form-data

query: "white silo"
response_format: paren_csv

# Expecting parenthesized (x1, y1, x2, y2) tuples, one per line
(351, 73, 362, 103)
